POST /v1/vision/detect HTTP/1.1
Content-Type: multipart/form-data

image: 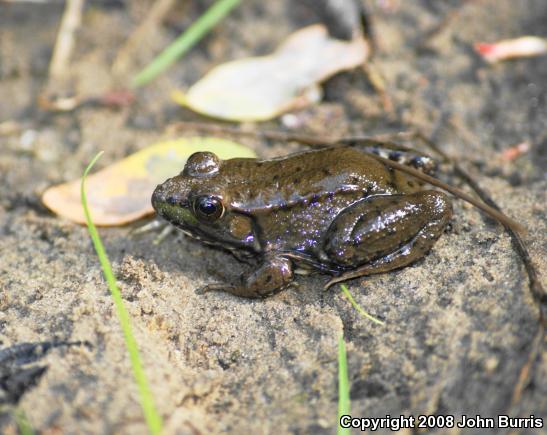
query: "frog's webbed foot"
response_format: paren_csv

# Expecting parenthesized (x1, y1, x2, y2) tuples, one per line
(195, 256, 294, 298)
(195, 283, 227, 295)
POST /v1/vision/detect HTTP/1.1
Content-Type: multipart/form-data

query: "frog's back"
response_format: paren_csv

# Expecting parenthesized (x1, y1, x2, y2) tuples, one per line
(224, 147, 410, 213)
(220, 147, 419, 255)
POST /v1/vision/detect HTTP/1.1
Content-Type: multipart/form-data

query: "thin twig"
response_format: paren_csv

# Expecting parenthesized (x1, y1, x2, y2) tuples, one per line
(111, 0, 176, 77)
(48, 0, 85, 81)
(1, 0, 58, 3)
(416, 0, 484, 48)
(362, 63, 395, 115)
(168, 121, 341, 145)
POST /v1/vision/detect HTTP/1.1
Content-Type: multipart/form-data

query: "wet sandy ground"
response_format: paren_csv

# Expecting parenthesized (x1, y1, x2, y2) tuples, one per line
(0, 0, 546, 433)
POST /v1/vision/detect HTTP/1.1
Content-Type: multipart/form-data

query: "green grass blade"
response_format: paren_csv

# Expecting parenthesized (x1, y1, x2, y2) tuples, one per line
(337, 335, 350, 435)
(81, 152, 163, 434)
(15, 408, 34, 435)
(132, 0, 241, 88)
(340, 284, 384, 326)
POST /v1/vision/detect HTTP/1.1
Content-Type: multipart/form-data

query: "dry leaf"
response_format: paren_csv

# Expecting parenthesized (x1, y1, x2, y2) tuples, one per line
(500, 142, 530, 162)
(475, 36, 547, 63)
(42, 137, 256, 226)
(173, 24, 369, 121)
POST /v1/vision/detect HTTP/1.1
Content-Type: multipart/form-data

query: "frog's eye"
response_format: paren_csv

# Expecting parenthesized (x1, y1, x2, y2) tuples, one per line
(183, 152, 220, 177)
(193, 195, 224, 221)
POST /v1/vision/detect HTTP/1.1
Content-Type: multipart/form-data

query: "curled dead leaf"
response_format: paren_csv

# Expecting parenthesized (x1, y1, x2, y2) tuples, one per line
(174, 24, 369, 121)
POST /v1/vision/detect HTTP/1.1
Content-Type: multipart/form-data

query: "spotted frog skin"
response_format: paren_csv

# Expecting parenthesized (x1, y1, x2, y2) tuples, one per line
(151, 146, 452, 298)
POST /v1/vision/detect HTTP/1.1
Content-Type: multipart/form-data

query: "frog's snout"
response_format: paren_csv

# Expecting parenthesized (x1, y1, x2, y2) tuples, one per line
(152, 178, 200, 227)
(151, 179, 185, 215)
(151, 185, 166, 214)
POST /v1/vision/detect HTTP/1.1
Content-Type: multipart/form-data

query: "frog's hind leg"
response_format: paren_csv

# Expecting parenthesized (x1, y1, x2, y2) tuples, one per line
(323, 191, 452, 289)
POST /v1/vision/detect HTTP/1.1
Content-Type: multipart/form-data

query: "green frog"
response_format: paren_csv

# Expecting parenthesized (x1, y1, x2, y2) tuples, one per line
(151, 145, 452, 298)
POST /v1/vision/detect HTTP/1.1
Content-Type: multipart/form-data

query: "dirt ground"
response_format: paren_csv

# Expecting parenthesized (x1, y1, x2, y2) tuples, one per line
(1, 0, 546, 434)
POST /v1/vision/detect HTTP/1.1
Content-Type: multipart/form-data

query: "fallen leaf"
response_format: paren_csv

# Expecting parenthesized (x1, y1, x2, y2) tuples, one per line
(42, 137, 256, 226)
(173, 24, 369, 121)
(500, 142, 530, 162)
(475, 36, 547, 63)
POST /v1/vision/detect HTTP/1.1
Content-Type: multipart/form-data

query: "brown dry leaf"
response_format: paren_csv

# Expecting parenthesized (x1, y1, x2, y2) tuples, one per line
(42, 137, 256, 226)
(173, 24, 369, 121)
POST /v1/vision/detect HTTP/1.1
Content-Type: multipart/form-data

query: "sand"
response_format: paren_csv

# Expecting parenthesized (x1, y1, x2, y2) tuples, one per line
(0, 0, 545, 433)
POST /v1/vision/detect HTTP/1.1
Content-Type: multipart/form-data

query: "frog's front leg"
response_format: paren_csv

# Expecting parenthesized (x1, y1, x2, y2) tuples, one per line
(324, 191, 452, 288)
(199, 255, 293, 298)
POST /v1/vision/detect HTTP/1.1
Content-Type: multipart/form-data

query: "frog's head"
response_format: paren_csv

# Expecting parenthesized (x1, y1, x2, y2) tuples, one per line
(152, 152, 259, 253)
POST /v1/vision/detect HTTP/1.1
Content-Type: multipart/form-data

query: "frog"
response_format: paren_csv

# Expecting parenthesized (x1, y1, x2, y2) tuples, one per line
(151, 145, 452, 298)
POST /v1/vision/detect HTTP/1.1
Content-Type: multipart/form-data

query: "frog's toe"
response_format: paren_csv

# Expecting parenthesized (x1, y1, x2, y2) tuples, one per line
(324, 271, 364, 290)
(324, 276, 342, 290)
(195, 284, 217, 295)
(288, 281, 299, 289)
(196, 282, 234, 295)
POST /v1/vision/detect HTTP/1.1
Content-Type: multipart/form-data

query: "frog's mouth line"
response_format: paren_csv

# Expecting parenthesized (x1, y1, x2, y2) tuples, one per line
(155, 203, 253, 252)
(165, 216, 219, 246)
(171, 223, 258, 261)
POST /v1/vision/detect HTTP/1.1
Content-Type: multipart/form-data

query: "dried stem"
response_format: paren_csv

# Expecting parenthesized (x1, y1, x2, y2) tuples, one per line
(48, 0, 85, 81)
